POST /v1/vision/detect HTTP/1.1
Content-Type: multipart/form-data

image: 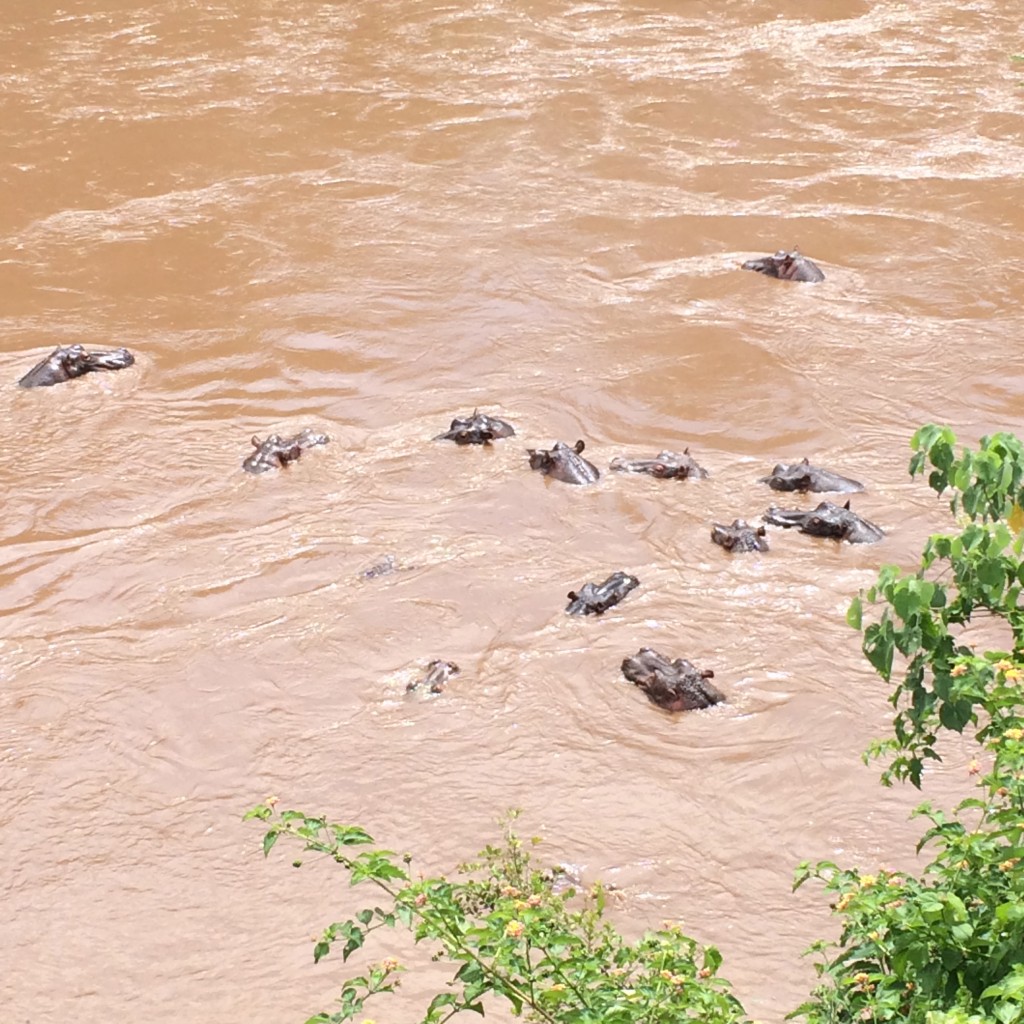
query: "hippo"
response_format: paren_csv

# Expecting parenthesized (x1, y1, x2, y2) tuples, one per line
(760, 458, 864, 494)
(435, 411, 516, 445)
(360, 554, 397, 579)
(18, 345, 135, 388)
(711, 519, 769, 553)
(765, 499, 884, 544)
(406, 659, 460, 694)
(242, 428, 330, 474)
(621, 648, 725, 712)
(741, 249, 825, 283)
(609, 449, 709, 480)
(527, 440, 600, 485)
(566, 571, 640, 615)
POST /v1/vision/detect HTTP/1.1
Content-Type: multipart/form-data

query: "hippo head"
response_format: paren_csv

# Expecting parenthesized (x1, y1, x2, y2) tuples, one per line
(741, 249, 825, 283)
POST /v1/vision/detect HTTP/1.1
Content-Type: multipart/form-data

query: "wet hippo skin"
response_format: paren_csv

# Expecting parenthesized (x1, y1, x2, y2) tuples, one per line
(242, 429, 330, 474)
(18, 345, 135, 388)
(764, 499, 884, 544)
(609, 448, 708, 480)
(760, 458, 863, 494)
(741, 249, 825, 283)
(711, 519, 769, 553)
(527, 440, 601, 485)
(621, 648, 725, 711)
(435, 411, 516, 445)
(566, 571, 640, 615)
(406, 659, 460, 694)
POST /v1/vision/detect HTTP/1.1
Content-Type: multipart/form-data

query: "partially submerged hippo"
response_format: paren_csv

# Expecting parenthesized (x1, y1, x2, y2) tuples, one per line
(711, 519, 769, 553)
(527, 440, 600, 485)
(242, 428, 330, 474)
(742, 249, 825, 283)
(765, 499, 884, 544)
(435, 411, 516, 445)
(566, 571, 640, 615)
(609, 449, 708, 480)
(621, 648, 725, 712)
(360, 555, 397, 579)
(18, 345, 135, 388)
(406, 659, 459, 694)
(760, 458, 863, 494)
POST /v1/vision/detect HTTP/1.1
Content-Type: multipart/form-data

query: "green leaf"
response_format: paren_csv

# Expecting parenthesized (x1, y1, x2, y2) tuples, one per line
(939, 699, 974, 732)
(995, 901, 1024, 923)
(424, 993, 458, 1021)
(847, 596, 863, 630)
(864, 622, 895, 680)
(263, 831, 279, 858)
(994, 1002, 1020, 1024)
(703, 945, 723, 973)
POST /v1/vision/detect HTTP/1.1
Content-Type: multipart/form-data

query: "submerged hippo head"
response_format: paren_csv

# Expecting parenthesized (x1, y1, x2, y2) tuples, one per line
(435, 410, 516, 445)
(711, 519, 769, 553)
(243, 428, 330, 474)
(760, 458, 864, 494)
(621, 648, 724, 712)
(360, 554, 397, 579)
(406, 659, 460, 694)
(18, 344, 136, 388)
(609, 448, 709, 480)
(527, 439, 601, 485)
(566, 571, 640, 615)
(741, 249, 825, 283)
(765, 499, 884, 544)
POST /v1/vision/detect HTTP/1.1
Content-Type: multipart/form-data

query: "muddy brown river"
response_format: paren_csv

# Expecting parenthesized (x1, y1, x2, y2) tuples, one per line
(2, 2, 1023, 1021)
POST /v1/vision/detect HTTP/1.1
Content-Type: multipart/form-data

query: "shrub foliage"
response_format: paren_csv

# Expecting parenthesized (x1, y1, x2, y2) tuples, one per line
(244, 806, 746, 1024)
(795, 426, 1024, 1024)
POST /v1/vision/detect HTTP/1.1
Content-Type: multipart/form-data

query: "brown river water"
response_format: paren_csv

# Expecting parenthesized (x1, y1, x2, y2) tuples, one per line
(2, 2, 1023, 1021)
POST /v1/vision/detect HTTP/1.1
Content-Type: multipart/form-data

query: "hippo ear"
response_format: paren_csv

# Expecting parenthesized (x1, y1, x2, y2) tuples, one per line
(250, 435, 261, 448)
(574, 440, 586, 454)
(567, 591, 578, 601)
(801, 457, 810, 466)
(844, 499, 851, 510)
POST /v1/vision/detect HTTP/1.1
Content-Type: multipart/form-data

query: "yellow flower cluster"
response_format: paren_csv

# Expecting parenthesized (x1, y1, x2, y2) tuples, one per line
(505, 920, 525, 938)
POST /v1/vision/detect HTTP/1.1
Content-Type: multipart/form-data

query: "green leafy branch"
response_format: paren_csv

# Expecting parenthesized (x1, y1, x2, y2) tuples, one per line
(245, 805, 745, 1024)
(794, 426, 1024, 1024)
